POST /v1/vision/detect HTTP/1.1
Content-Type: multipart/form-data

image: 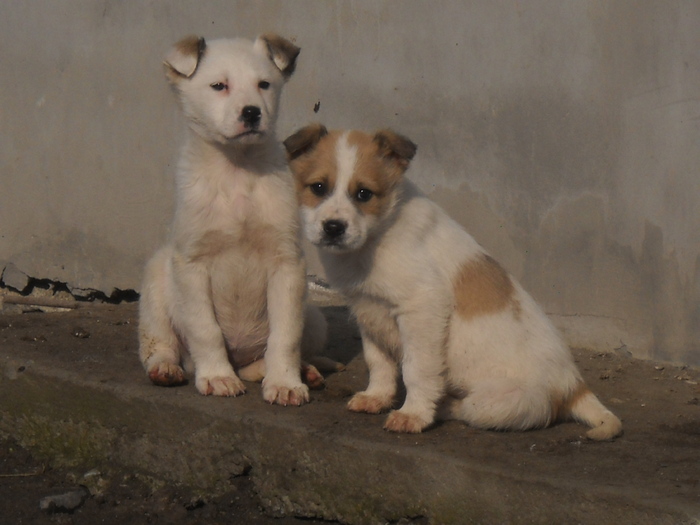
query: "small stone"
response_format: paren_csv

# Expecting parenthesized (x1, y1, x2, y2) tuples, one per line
(81, 469, 110, 497)
(39, 487, 89, 513)
(72, 327, 90, 339)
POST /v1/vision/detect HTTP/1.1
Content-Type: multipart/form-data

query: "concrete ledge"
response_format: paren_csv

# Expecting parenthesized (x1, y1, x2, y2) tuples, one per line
(1, 303, 699, 524)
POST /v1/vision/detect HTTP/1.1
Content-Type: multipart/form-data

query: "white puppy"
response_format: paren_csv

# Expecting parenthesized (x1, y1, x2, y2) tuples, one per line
(284, 124, 623, 439)
(138, 35, 326, 406)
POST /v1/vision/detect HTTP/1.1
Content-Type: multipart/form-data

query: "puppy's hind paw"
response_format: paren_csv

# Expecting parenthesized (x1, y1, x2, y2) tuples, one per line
(302, 363, 325, 390)
(263, 382, 310, 406)
(148, 362, 186, 386)
(196, 375, 246, 397)
(347, 392, 392, 414)
(383, 410, 431, 433)
(585, 415, 623, 441)
(306, 356, 346, 373)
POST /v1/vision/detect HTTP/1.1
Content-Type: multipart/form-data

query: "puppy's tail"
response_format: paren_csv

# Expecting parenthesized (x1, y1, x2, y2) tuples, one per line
(563, 384, 623, 441)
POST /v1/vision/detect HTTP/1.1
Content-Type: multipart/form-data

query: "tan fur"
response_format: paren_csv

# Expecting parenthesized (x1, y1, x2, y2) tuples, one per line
(259, 34, 300, 77)
(190, 223, 287, 262)
(164, 35, 205, 80)
(453, 254, 516, 319)
(293, 133, 340, 208)
(346, 132, 402, 218)
(288, 128, 407, 221)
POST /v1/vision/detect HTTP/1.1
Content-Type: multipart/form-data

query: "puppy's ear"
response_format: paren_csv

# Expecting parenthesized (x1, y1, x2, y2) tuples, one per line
(373, 129, 417, 171)
(164, 36, 206, 82)
(256, 34, 300, 79)
(284, 124, 328, 161)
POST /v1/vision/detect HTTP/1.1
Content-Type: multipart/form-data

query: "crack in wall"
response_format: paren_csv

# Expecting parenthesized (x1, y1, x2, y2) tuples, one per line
(1, 263, 138, 308)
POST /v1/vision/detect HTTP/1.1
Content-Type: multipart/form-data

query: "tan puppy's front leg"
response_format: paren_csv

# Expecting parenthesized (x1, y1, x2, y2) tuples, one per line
(172, 256, 245, 397)
(347, 334, 397, 414)
(383, 306, 448, 433)
(261, 259, 309, 406)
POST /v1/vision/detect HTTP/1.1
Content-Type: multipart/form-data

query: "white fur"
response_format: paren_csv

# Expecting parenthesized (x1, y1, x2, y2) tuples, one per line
(139, 35, 326, 406)
(289, 127, 622, 438)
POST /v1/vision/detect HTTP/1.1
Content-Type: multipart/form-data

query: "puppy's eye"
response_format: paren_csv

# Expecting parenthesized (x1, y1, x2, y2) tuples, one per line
(355, 188, 374, 202)
(309, 182, 327, 197)
(258, 80, 271, 90)
(210, 82, 227, 92)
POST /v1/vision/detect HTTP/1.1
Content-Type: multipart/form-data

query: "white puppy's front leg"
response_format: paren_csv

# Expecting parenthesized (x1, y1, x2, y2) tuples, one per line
(262, 259, 309, 406)
(347, 333, 398, 414)
(172, 256, 245, 397)
(384, 304, 449, 433)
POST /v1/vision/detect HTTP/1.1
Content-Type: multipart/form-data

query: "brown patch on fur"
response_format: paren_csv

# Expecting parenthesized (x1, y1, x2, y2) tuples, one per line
(288, 131, 341, 207)
(284, 123, 328, 161)
(259, 34, 300, 77)
(190, 230, 237, 261)
(164, 35, 206, 81)
(287, 127, 415, 219)
(350, 179, 388, 217)
(189, 224, 294, 263)
(511, 298, 523, 321)
(346, 131, 402, 218)
(551, 382, 590, 422)
(373, 129, 417, 171)
(454, 254, 516, 319)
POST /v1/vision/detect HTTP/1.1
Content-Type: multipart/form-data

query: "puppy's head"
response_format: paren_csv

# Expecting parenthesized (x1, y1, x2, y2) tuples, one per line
(164, 34, 299, 146)
(284, 125, 417, 252)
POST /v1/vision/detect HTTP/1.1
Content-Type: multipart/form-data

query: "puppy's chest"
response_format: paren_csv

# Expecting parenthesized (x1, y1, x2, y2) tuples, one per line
(190, 225, 276, 262)
(184, 177, 295, 262)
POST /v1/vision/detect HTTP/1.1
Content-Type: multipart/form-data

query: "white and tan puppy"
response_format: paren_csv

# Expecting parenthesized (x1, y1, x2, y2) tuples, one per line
(138, 35, 326, 406)
(284, 124, 623, 439)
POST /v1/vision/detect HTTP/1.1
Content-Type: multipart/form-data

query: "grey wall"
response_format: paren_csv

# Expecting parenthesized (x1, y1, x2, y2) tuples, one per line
(1, 1, 699, 365)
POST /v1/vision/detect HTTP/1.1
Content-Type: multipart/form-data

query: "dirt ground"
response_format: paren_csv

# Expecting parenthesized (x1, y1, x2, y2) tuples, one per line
(0, 297, 334, 525)
(0, 436, 329, 525)
(0, 296, 699, 523)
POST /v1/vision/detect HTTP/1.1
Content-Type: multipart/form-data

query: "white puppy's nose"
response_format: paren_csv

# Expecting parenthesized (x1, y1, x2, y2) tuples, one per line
(241, 105, 262, 127)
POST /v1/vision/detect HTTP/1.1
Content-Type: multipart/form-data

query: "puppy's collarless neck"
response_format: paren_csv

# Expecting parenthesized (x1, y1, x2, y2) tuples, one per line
(186, 136, 284, 171)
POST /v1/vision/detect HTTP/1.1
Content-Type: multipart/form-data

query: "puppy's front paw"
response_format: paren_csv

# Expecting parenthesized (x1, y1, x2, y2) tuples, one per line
(347, 392, 392, 414)
(148, 362, 186, 386)
(383, 410, 431, 433)
(262, 381, 309, 406)
(196, 375, 246, 397)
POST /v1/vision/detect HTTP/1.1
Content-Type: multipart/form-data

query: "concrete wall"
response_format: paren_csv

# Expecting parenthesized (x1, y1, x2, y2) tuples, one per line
(1, 1, 699, 365)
